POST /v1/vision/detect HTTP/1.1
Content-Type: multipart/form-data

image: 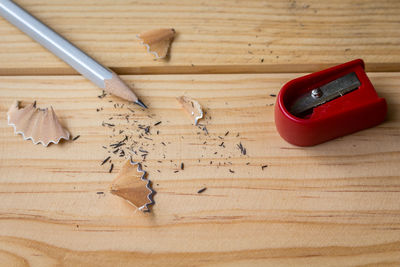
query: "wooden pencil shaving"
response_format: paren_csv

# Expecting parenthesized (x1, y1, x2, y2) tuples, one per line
(7, 100, 70, 146)
(177, 96, 204, 125)
(109, 158, 155, 212)
(137, 28, 175, 59)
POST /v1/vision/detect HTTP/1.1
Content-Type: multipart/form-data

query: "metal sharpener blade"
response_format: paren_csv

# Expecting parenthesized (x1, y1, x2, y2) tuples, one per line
(289, 72, 361, 116)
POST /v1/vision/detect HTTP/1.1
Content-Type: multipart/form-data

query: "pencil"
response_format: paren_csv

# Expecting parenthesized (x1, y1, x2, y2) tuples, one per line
(0, 0, 147, 108)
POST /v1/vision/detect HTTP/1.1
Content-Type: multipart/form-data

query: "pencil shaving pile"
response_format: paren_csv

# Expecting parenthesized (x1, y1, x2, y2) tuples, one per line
(177, 96, 204, 125)
(137, 28, 175, 59)
(7, 100, 70, 146)
(109, 158, 155, 212)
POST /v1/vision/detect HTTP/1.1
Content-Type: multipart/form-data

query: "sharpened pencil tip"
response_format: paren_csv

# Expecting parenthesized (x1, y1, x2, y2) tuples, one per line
(135, 99, 147, 109)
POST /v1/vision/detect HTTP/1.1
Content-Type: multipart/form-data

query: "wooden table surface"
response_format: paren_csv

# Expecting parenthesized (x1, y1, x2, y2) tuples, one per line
(0, 1, 400, 266)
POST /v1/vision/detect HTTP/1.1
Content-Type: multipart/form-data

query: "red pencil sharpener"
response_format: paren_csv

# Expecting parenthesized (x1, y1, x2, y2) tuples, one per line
(275, 59, 387, 146)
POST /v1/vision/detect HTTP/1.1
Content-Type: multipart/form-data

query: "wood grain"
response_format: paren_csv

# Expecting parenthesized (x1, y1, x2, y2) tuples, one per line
(0, 0, 400, 75)
(0, 73, 399, 266)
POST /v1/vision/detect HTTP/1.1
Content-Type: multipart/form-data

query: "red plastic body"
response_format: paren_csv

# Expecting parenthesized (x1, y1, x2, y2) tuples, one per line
(275, 59, 387, 146)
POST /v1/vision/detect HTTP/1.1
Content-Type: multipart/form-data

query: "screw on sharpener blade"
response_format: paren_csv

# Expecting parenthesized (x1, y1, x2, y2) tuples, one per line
(289, 72, 361, 116)
(311, 88, 323, 99)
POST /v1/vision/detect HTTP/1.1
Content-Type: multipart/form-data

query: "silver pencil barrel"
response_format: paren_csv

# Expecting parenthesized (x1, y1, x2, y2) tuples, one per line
(0, 0, 112, 88)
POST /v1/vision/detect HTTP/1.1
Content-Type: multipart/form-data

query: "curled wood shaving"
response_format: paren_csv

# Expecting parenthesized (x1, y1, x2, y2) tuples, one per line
(7, 100, 70, 146)
(109, 158, 155, 212)
(177, 96, 203, 125)
(137, 28, 175, 59)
